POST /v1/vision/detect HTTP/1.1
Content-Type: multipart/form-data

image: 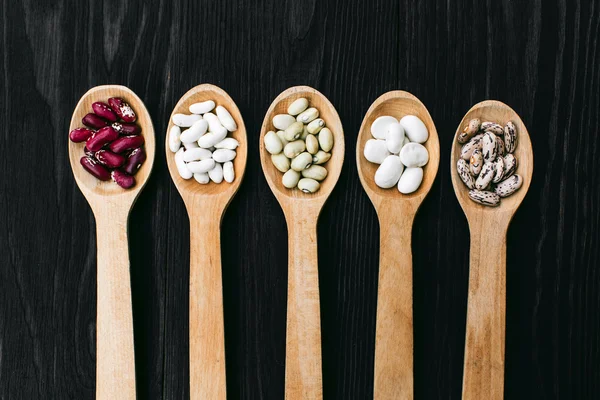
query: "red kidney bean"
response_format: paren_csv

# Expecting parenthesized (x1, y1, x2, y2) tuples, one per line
(108, 97, 137, 123)
(80, 156, 110, 181)
(82, 113, 108, 129)
(86, 126, 119, 152)
(122, 147, 146, 175)
(69, 127, 94, 143)
(92, 101, 118, 122)
(111, 170, 135, 188)
(109, 135, 144, 153)
(111, 122, 141, 135)
(95, 149, 126, 168)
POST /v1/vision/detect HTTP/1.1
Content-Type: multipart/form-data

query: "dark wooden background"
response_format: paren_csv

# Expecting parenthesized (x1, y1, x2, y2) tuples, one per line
(1, 0, 599, 399)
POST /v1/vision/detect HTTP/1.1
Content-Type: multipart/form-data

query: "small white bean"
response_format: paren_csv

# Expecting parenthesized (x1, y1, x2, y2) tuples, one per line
(364, 139, 390, 164)
(172, 113, 202, 127)
(318, 128, 334, 152)
(287, 98, 309, 115)
(397, 167, 423, 194)
(169, 126, 181, 153)
(371, 116, 398, 139)
(187, 159, 215, 174)
(198, 129, 228, 148)
(216, 105, 237, 132)
(193, 172, 210, 184)
(214, 137, 240, 150)
(297, 107, 319, 123)
(212, 149, 236, 163)
(271, 153, 290, 172)
(189, 100, 215, 115)
(273, 114, 296, 130)
(175, 148, 192, 179)
(282, 169, 301, 188)
(208, 163, 224, 183)
(400, 115, 428, 143)
(183, 148, 212, 162)
(223, 161, 234, 183)
(264, 131, 283, 154)
(307, 118, 325, 134)
(180, 119, 208, 143)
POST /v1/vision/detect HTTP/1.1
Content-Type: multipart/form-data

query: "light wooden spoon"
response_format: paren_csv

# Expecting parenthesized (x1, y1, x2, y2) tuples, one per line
(165, 84, 247, 400)
(259, 86, 344, 399)
(450, 100, 533, 400)
(356, 91, 440, 400)
(68, 85, 155, 399)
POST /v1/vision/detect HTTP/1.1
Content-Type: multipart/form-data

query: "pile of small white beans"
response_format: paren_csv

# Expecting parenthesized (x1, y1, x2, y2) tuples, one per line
(363, 114, 430, 193)
(169, 101, 239, 184)
(456, 118, 522, 206)
(264, 97, 334, 193)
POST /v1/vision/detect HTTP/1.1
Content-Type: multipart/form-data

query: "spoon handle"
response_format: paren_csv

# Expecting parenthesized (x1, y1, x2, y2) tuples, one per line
(95, 214, 136, 400)
(285, 215, 323, 400)
(189, 214, 227, 400)
(373, 213, 414, 400)
(462, 223, 507, 400)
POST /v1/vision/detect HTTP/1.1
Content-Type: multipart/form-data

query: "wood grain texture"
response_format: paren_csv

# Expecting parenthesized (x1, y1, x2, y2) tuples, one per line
(1, 0, 600, 399)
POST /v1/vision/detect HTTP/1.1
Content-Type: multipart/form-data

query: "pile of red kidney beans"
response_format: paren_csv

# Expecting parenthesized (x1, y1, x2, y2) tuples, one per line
(69, 97, 146, 188)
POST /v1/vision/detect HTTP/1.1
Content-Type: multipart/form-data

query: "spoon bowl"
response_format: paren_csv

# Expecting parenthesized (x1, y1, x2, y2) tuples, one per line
(165, 84, 247, 400)
(69, 85, 155, 202)
(356, 90, 439, 399)
(357, 90, 439, 205)
(68, 84, 155, 400)
(259, 86, 344, 399)
(166, 84, 247, 204)
(451, 100, 533, 400)
(450, 100, 533, 217)
(259, 86, 344, 209)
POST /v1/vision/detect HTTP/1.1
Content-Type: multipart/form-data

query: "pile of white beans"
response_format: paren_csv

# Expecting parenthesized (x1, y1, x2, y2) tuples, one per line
(263, 97, 334, 193)
(169, 101, 239, 184)
(363, 115, 430, 193)
(456, 118, 522, 206)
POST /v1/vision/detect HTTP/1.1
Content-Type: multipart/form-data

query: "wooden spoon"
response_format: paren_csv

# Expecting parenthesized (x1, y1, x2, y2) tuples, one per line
(165, 84, 247, 400)
(450, 101, 533, 400)
(356, 91, 439, 399)
(68, 85, 156, 399)
(259, 86, 344, 399)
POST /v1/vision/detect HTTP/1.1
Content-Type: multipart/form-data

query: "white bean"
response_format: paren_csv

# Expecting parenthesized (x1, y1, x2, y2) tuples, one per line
(370, 116, 398, 139)
(183, 141, 199, 150)
(264, 131, 283, 155)
(183, 148, 212, 162)
(223, 161, 234, 183)
(287, 98, 309, 115)
(175, 148, 192, 179)
(208, 163, 224, 183)
(202, 112, 224, 133)
(364, 139, 390, 164)
(189, 100, 215, 115)
(180, 119, 208, 143)
(172, 113, 202, 127)
(216, 105, 237, 132)
(386, 122, 405, 154)
(198, 129, 228, 148)
(212, 149, 236, 163)
(374, 155, 404, 188)
(400, 115, 428, 143)
(399, 143, 429, 167)
(187, 159, 215, 174)
(214, 137, 240, 150)
(193, 172, 209, 184)
(169, 126, 181, 153)
(397, 167, 423, 194)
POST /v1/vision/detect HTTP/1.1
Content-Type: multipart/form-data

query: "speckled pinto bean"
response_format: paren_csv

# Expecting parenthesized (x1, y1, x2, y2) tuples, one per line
(468, 189, 500, 206)
(111, 169, 135, 188)
(95, 149, 126, 168)
(109, 135, 144, 153)
(111, 122, 141, 135)
(82, 113, 108, 129)
(108, 97, 137, 123)
(80, 156, 110, 180)
(122, 147, 146, 175)
(86, 126, 119, 152)
(69, 127, 94, 143)
(92, 101, 118, 122)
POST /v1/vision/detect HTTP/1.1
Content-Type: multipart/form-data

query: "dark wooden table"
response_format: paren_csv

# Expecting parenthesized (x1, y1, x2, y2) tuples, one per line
(1, 0, 599, 399)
